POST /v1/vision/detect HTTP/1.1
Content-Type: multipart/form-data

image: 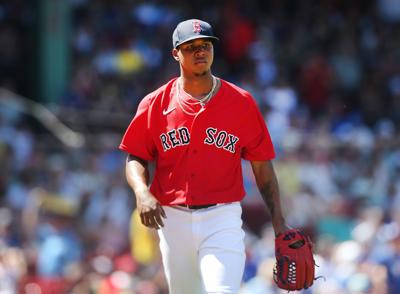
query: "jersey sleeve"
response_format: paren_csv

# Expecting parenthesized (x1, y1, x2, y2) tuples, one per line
(119, 95, 156, 161)
(241, 95, 275, 161)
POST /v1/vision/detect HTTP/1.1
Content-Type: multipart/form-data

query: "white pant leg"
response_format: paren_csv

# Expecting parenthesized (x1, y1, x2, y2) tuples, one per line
(158, 206, 203, 294)
(197, 202, 246, 294)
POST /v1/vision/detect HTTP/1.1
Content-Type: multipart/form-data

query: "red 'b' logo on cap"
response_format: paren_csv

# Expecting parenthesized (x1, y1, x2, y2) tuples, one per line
(192, 21, 202, 33)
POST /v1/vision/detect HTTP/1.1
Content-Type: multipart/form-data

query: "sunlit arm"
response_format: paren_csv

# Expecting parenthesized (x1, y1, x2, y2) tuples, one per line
(126, 154, 150, 195)
(250, 160, 289, 236)
(126, 154, 166, 229)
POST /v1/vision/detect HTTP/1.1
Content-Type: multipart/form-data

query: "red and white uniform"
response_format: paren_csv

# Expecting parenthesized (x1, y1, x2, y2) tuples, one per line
(121, 77, 275, 293)
(120, 78, 275, 205)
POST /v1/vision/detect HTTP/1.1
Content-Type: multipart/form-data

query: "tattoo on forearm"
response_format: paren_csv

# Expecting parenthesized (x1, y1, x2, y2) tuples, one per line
(260, 181, 275, 217)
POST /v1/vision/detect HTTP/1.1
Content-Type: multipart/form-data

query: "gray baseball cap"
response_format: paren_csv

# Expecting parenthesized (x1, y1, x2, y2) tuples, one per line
(172, 19, 219, 48)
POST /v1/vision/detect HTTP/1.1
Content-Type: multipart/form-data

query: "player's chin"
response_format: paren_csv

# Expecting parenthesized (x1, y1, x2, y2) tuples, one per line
(193, 70, 210, 77)
(193, 64, 211, 75)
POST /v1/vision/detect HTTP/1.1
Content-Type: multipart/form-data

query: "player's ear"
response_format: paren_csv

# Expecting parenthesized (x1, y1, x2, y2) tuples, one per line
(172, 48, 179, 62)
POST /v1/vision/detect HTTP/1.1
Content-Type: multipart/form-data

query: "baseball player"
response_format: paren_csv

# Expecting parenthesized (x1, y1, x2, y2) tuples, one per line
(120, 19, 290, 294)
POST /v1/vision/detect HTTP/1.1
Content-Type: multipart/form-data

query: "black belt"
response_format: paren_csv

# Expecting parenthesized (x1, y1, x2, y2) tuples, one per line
(178, 204, 217, 210)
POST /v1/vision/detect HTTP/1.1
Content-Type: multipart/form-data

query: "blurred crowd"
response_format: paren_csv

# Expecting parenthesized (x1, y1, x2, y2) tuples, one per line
(1, 0, 400, 293)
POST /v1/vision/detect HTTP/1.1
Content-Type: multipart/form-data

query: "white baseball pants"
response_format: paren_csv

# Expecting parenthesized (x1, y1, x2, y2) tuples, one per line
(158, 202, 245, 294)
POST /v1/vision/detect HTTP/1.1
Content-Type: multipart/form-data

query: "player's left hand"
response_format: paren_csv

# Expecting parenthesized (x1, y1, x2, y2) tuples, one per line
(272, 222, 291, 237)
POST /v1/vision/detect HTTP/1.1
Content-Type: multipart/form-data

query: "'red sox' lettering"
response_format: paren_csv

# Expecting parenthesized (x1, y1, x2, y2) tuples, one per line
(160, 127, 239, 153)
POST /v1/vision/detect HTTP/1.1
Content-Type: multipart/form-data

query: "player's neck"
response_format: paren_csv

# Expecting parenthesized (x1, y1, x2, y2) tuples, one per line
(179, 72, 214, 99)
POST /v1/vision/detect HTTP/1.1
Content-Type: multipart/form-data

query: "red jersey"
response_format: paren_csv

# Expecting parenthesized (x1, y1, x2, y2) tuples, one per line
(119, 78, 275, 205)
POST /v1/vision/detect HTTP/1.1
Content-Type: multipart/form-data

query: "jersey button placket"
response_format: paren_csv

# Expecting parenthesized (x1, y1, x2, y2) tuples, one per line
(187, 113, 203, 202)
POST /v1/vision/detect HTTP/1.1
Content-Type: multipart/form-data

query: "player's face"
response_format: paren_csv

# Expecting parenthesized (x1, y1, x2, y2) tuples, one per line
(175, 39, 214, 76)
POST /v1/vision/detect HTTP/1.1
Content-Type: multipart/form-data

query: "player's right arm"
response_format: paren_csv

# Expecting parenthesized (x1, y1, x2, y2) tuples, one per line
(126, 154, 166, 229)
